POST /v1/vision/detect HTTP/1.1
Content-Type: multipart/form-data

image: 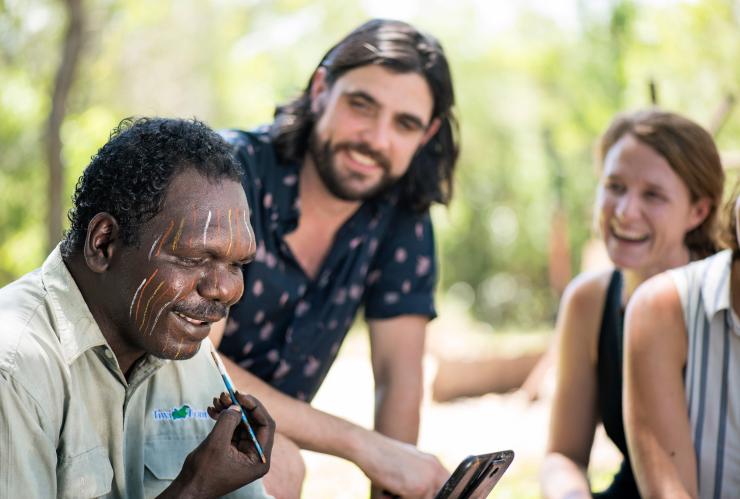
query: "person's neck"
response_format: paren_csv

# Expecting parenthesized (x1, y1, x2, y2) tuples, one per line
(622, 245, 692, 302)
(63, 253, 144, 379)
(299, 155, 362, 226)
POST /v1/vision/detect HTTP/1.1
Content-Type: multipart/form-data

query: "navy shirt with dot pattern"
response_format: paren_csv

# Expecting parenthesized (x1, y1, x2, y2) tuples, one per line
(217, 128, 438, 402)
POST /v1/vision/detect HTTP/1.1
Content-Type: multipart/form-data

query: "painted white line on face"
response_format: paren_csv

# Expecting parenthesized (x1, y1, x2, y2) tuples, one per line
(129, 278, 147, 318)
(148, 234, 162, 261)
(203, 210, 212, 247)
(147, 288, 183, 336)
(243, 209, 254, 254)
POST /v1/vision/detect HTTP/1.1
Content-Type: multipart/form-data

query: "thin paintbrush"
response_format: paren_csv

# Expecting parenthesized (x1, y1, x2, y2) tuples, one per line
(210, 346, 267, 463)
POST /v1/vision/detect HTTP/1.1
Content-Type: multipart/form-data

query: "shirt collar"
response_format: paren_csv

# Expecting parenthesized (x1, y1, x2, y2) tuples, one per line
(40, 245, 167, 376)
(41, 245, 109, 365)
(701, 249, 733, 319)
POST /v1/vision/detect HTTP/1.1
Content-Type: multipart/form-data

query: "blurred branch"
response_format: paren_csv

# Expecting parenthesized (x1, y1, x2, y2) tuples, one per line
(708, 93, 735, 137)
(648, 78, 658, 105)
(45, 0, 85, 252)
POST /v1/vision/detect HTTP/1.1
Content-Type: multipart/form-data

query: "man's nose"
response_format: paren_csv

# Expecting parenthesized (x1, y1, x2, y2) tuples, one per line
(362, 116, 392, 154)
(197, 266, 243, 306)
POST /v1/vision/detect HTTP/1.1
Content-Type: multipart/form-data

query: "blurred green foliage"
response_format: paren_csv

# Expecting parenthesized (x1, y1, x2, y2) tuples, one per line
(2, 0, 740, 327)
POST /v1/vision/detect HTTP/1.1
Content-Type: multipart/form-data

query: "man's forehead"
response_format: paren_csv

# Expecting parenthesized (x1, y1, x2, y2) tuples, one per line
(333, 65, 434, 120)
(154, 172, 248, 226)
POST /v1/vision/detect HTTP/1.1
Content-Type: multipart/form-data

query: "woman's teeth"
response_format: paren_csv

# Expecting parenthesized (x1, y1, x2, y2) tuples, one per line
(611, 225, 649, 242)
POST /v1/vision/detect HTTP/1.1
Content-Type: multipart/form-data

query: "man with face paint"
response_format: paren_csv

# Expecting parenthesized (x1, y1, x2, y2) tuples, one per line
(0, 118, 275, 498)
(214, 19, 459, 499)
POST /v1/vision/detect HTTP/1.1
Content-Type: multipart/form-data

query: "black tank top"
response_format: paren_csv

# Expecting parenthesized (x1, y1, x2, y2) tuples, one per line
(594, 270, 641, 498)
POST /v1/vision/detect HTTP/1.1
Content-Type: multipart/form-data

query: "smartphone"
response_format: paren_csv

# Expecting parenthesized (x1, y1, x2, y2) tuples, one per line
(434, 450, 515, 499)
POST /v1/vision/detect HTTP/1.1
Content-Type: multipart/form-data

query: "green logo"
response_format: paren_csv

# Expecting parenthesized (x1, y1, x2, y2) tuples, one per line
(171, 405, 190, 420)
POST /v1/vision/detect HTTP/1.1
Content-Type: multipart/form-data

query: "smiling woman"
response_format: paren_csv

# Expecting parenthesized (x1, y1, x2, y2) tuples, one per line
(541, 109, 725, 499)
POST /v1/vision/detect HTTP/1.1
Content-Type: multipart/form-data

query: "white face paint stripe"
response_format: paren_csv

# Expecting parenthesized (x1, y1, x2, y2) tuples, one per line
(148, 234, 162, 261)
(147, 289, 183, 336)
(203, 210, 212, 247)
(129, 278, 147, 318)
(243, 209, 254, 254)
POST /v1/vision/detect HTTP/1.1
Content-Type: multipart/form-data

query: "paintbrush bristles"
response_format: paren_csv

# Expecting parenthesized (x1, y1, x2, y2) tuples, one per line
(210, 348, 228, 375)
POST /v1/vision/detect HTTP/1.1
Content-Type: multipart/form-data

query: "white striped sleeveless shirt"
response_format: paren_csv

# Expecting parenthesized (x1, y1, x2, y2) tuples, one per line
(669, 249, 740, 499)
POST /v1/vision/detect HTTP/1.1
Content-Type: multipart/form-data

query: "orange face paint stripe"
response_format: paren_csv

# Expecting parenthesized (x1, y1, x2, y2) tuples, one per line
(155, 220, 175, 257)
(171, 217, 185, 251)
(234, 206, 241, 252)
(140, 280, 165, 329)
(135, 268, 159, 321)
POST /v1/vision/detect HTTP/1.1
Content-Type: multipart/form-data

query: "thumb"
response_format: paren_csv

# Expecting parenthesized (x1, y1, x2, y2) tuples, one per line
(208, 404, 242, 444)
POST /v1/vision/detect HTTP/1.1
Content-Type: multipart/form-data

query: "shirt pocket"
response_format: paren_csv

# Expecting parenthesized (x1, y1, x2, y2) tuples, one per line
(57, 445, 113, 498)
(143, 435, 202, 495)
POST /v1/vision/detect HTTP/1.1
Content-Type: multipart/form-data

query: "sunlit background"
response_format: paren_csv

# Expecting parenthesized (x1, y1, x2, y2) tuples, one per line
(2, 0, 740, 496)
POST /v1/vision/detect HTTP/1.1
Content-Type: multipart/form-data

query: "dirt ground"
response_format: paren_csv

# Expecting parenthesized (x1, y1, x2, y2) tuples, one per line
(301, 303, 621, 498)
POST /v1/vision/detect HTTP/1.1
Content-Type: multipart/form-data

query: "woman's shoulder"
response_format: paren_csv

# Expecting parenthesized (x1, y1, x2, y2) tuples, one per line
(557, 269, 617, 360)
(562, 268, 616, 313)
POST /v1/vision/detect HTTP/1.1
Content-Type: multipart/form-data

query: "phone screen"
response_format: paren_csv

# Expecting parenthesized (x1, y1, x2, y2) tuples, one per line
(434, 450, 514, 499)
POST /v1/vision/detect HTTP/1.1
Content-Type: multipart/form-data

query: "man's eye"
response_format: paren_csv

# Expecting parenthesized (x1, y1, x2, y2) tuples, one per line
(178, 257, 203, 267)
(398, 119, 421, 132)
(349, 98, 373, 114)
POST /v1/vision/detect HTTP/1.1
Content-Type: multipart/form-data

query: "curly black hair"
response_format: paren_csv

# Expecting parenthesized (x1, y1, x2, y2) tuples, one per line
(61, 117, 243, 256)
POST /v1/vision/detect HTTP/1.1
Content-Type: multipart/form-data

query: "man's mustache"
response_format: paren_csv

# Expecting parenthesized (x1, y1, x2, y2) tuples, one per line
(333, 141, 391, 172)
(172, 301, 228, 322)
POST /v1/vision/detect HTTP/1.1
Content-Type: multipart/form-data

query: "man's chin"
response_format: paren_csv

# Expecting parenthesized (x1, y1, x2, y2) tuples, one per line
(157, 340, 202, 361)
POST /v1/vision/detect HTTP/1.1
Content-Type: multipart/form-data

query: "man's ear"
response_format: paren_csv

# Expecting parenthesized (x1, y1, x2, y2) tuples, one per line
(310, 67, 329, 114)
(420, 117, 442, 147)
(83, 212, 122, 273)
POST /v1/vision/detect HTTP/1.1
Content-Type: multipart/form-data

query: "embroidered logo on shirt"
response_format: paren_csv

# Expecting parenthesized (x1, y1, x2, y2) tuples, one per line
(152, 405, 209, 421)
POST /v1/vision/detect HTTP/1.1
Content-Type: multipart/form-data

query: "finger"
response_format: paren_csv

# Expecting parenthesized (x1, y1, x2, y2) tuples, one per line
(241, 396, 275, 451)
(208, 404, 243, 445)
(219, 391, 232, 407)
(237, 393, 272, 427)
(234, 391, 257, 410)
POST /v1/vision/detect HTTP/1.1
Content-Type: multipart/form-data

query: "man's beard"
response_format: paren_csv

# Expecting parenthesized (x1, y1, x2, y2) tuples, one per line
(307, 130, 397, 202)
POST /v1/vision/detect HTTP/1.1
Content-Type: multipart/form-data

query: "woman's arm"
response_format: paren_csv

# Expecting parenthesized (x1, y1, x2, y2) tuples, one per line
(541, 272, 609, 499)
(624, 273, 697, 499)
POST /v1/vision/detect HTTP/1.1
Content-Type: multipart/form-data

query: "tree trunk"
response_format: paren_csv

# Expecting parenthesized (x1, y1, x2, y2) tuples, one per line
(45, 0, 85, 252)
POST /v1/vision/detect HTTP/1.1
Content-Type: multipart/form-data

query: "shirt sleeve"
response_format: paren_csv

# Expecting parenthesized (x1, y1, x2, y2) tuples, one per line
(364, 210, 437, 320)
(0, 373, 57, 498)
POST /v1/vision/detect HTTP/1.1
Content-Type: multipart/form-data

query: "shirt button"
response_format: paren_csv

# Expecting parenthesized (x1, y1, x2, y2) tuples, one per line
(105, 350, 114, 359)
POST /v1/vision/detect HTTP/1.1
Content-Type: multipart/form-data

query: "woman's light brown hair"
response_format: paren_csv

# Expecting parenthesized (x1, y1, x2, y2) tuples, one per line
(599, 109, 725, 259)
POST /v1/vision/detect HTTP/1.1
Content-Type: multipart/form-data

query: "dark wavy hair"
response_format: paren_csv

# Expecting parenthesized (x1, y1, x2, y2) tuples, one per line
(61, 117, 243, 256)
(270, 18, 459, 213)
(598, 109, 725, 259)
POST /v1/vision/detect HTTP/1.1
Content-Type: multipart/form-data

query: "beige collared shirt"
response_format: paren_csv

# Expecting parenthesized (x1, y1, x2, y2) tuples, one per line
(0, 247, 270, 499)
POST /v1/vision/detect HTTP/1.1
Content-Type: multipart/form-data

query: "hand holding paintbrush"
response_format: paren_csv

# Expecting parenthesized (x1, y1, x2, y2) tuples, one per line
(210, 348, 268, 463)
(160, 380, 275, 498)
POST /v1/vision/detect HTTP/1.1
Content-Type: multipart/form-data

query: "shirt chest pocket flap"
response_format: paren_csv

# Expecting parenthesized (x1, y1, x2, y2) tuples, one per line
(144, 436, 202, 481)
(57, 445, 114, 498)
